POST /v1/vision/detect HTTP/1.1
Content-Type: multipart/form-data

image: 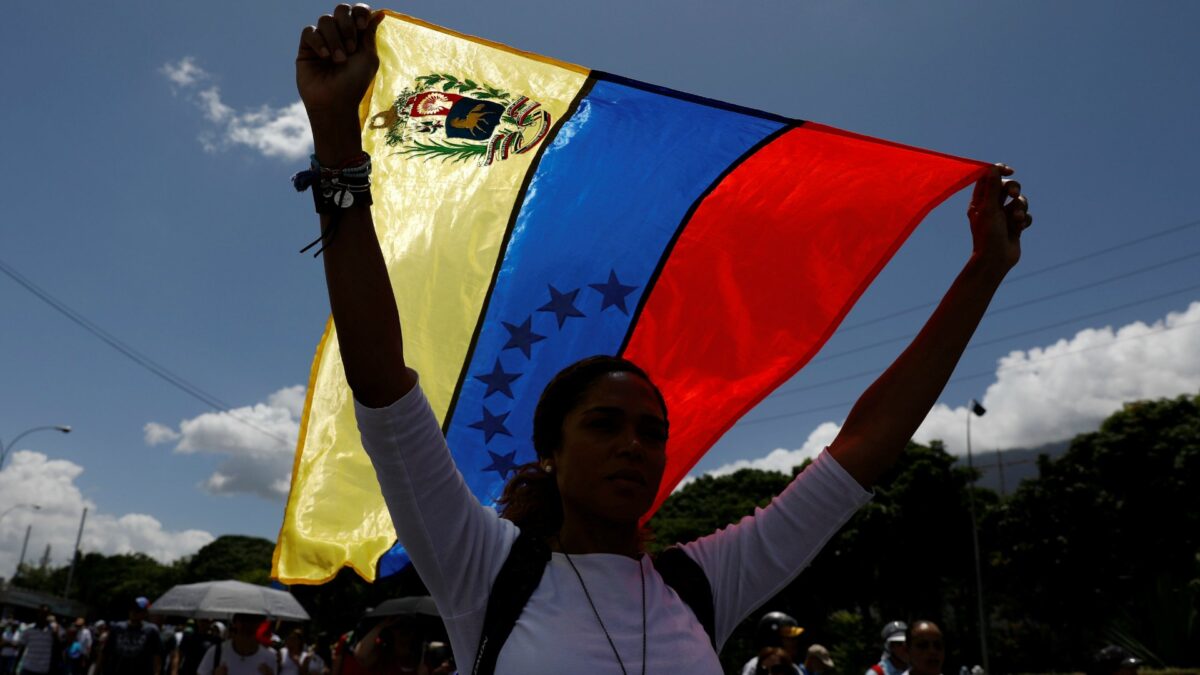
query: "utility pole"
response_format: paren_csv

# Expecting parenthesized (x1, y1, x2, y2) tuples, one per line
(995, 449, 1007, 497)
(15, 524, 32, 580)
(966, 400, 990, 674)
(64, 507, 88, 598)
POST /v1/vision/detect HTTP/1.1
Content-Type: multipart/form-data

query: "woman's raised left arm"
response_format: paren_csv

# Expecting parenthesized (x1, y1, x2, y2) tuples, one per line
(828, 164, 1032, 487)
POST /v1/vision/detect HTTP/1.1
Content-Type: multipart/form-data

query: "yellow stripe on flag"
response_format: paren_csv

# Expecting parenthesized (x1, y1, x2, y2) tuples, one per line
(274, 11, 589, 584)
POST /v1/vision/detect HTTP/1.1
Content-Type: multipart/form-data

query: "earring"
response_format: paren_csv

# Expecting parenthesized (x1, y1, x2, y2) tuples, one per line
(542, 463, 554, 474)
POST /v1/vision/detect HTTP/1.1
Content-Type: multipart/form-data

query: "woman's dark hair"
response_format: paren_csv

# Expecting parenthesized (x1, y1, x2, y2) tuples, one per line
(496, 355, 667, 537)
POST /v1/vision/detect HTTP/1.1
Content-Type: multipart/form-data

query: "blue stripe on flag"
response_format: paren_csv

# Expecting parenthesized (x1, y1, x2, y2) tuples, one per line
(376, 78, 782, 574)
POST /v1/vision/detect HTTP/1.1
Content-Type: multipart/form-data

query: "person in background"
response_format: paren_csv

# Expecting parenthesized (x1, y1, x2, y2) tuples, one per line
(97, 597, 161, 675)
(195, 614, 276, 675)
(300, 634, 330, 675)
(72, 620, 92, 673)
(800, 644, 835, 675)
(867, 621, 909, 675)
(1, 620, 20, 675)
(15, 605, 58, 675)
(742, 612, 804, 675)
(173, 619, 220, 675)
(86, 621, 108, 675)
(63, 625, 86, 675)
(352, 616, 428, 674)
(278, 630, 306, 675)
(755, 647, 796, 675)
(902, 621, 944, 675)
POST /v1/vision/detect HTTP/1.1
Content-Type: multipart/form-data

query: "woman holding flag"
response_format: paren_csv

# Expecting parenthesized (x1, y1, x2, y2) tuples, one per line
(297, 4, 1032, 674)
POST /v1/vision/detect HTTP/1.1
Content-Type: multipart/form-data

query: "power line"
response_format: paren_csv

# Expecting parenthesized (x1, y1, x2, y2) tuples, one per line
(836, 217, 1200, 333)
(0, 257, 292, 447)
(987, 249, 1200, 317)
(772, 250, 1200, 397)
(738, 315, 1200, 427)
(810, 279, 1200, 365)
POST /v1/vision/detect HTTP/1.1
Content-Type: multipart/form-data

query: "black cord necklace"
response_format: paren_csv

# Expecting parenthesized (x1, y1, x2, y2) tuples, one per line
(561, 549, 647, 675)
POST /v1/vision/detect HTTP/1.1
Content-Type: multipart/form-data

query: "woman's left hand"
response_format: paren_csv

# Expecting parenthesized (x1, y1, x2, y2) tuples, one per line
(968, 163, 1033, 272)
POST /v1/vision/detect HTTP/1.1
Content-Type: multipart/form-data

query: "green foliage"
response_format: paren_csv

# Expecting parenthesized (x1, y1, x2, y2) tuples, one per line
(648, 441, 985, 673)
(646, 393, 1200, 673)
(989, 393, 1200, 670)
(184, 535, 275, 583)
(649, 467, 793, 550)
(15, 551, 186, 619)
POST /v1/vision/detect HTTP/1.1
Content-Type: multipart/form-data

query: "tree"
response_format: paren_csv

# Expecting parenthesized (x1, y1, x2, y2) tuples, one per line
(648, 440, 985, 674)
(184, 535, 276, 584)
(988, 393, 1200, 669)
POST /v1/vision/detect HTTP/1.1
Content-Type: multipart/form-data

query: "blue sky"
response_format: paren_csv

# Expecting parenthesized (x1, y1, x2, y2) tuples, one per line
(2, 1, 1198, 572)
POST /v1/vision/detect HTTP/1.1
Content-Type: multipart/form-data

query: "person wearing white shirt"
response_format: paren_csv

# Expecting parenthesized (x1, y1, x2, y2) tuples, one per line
(195, 615, 276, 675)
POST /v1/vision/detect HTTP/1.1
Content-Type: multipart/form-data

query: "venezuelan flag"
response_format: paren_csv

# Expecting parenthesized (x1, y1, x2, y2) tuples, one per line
(273, 10, 989, 584)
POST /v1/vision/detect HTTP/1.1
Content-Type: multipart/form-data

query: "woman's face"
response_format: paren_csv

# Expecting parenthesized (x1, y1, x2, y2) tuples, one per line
(907, 623, 945, 675)
(553, 371, 668, 525)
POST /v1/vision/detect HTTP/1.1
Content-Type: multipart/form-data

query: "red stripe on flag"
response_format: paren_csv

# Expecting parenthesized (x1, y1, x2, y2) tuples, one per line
(623, 123, 989, 516)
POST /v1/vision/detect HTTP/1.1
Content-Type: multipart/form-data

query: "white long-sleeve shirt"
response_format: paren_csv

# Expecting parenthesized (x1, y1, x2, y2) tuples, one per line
(357, 380, 871, 674)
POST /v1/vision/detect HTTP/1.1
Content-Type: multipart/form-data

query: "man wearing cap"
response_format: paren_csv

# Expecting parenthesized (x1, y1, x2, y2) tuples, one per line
(741, 612, 805, 675)
(96, 597, 162, 675)
(866, 620, 908, 675)
(800, 644, 835, 675)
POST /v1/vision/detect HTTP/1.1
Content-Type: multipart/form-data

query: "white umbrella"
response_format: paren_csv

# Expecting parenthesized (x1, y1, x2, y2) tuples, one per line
(151, 580, 310, 621)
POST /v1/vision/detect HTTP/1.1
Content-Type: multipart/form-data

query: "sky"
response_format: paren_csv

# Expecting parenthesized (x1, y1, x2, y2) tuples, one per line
(2, 1, 1198, 577)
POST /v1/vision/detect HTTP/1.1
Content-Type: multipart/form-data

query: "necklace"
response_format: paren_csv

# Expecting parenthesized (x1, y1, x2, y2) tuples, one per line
(561, 550, 647, 675)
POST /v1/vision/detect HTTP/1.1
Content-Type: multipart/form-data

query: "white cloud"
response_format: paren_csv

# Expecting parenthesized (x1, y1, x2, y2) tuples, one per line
(675, 422, 842, 491)
(0, 451, 214, 576)
(162, 58, 312, 161)
(197, 87, 234, 124)
(161, 56, 208, 87)
(149, 386, 304, 500)
(143, 422, 181, 446)
(679, 300, 1200, 487)
(914, 300, 1200, 454)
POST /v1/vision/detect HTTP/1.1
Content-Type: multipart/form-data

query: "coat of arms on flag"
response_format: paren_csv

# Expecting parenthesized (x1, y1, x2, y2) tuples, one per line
(369, 73, 552, 165)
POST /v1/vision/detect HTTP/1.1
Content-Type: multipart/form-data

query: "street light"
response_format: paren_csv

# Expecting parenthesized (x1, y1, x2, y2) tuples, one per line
(0, 503, 41, 524)
(965, 399, 989, 674)
(0, 425, 72, 471)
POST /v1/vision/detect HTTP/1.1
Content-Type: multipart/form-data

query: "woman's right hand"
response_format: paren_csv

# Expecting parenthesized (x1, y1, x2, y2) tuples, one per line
(297, 4, 382, 126)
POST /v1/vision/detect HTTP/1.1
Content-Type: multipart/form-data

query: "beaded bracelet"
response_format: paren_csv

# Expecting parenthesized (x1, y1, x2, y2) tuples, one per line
(293, 152, 374, 256)
(292, 152, 374, 213)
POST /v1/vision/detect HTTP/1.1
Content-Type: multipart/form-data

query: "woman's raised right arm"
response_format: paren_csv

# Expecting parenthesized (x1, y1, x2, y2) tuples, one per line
(298, 3, 416, 407)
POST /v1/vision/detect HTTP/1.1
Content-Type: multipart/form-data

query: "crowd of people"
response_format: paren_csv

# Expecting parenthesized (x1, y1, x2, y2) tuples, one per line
(1, 597, 1147, 675)
(0, 600, 336, 675)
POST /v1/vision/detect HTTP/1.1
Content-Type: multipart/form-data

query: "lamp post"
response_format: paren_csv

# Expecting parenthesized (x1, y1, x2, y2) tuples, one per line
(0, 425, 72, 471)
(966, 399, 989, 674)
(0, 503, 41, 524)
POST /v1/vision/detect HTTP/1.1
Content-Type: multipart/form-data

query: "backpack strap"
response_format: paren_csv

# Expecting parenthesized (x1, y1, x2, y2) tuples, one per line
(471, 529, 550, 675)
(470, 534, 717, 674)
(653, 546, 716, 650)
